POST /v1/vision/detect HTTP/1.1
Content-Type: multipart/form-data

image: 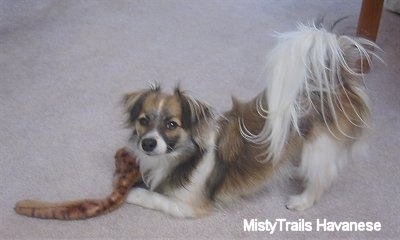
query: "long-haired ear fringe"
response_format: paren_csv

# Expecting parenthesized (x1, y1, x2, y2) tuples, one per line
(174, 88, 214, 130)
(149, 82, 161, 92)
(123, 87, 161, 126)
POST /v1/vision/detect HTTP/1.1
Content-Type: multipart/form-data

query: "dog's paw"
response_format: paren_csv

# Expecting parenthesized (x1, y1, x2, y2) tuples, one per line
(126, 188, 149, 206)
(286, 194, 314, 211)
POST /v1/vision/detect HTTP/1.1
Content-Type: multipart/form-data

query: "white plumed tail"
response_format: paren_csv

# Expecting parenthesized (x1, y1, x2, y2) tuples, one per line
(241, 23, 382, 164)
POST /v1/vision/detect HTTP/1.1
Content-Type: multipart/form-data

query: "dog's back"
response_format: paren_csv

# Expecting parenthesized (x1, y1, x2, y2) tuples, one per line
(211, 23, 379, 210)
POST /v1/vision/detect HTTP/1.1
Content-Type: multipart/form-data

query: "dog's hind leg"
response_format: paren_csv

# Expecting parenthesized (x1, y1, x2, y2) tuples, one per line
(286, 133, 349, 211)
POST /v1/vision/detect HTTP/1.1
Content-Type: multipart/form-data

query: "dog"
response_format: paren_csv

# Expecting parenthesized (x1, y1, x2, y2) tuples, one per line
(123, 23, 379, 218)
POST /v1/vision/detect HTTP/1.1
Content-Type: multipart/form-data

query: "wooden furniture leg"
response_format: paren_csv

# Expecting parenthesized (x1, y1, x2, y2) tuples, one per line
(357, 0, 384, 42)
(356, 0, 384, 72)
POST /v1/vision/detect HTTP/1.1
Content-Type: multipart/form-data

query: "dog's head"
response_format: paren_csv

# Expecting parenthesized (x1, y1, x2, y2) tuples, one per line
(124, 85, 214, 157)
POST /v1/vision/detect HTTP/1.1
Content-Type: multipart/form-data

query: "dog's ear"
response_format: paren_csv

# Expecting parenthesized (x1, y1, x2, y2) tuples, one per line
(174, 88, 214, 130)
(123, 86, 160, 125)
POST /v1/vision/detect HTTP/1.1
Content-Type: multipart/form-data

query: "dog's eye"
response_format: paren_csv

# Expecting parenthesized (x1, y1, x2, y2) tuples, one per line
(166, 121, 178, 130)
(138, 117, 150, 126)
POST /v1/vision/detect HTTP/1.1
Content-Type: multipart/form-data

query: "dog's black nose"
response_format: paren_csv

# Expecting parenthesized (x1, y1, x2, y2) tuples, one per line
(141, 138, 157, 152)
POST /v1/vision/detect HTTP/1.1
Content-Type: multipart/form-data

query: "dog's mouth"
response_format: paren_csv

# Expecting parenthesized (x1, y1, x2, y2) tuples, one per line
(139, 145, 176, 156)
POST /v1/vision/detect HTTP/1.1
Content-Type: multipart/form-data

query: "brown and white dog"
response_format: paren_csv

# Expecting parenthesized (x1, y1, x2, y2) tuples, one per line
(123, 23, 379, 218)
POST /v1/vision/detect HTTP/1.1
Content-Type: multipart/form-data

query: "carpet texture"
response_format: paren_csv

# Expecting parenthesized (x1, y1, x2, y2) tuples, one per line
(1, 1, 399, 239)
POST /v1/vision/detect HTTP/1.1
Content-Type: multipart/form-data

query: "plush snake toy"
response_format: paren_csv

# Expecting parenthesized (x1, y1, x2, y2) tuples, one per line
(14, 148, 141, 220)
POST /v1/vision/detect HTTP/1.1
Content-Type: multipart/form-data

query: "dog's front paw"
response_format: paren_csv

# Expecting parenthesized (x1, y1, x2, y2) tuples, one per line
(286, 194, 315, 211)
(126, 188, 150, 206)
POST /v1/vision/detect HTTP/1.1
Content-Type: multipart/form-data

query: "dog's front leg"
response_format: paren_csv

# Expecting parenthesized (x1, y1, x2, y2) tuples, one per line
(126, 188, 207, 218)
